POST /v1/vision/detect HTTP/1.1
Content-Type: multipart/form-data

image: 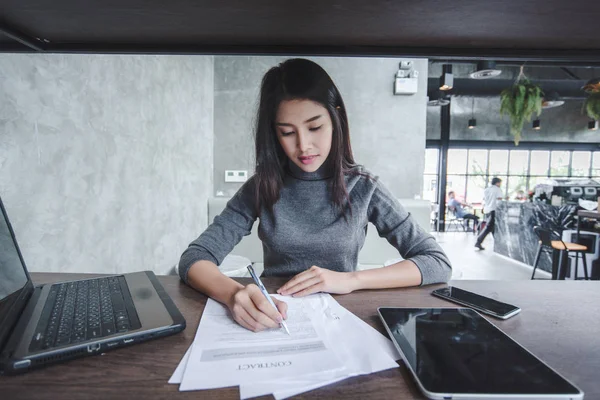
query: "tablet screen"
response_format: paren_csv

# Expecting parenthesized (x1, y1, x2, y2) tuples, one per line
(379, 308, 582, 397)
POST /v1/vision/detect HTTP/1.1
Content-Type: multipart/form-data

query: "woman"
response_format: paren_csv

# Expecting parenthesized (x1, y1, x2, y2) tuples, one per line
(179, 58, 451, 332)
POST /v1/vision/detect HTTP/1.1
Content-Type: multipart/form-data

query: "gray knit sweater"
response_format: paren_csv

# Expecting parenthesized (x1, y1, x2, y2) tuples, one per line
(179, 163, 451, 286)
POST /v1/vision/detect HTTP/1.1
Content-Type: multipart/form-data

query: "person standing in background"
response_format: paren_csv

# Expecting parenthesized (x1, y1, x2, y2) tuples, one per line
(447, 191, 479, 231)
(475, 177, 504, 250)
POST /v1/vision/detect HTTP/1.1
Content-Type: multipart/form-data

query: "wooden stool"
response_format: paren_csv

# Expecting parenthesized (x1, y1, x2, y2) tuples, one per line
(550, 240, 589, 280)
(531, 226, 589, 280)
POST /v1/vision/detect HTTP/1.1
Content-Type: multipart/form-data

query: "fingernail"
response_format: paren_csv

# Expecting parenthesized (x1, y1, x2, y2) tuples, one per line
(277, 315, 283, 323)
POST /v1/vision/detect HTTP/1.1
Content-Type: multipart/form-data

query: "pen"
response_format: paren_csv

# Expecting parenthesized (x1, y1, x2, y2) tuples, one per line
(247, 265, 291, 335)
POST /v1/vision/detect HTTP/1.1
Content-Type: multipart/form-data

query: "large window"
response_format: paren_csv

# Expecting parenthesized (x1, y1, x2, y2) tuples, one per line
(550, 151, 570, 177)
(506, 150, 529, 201)
(423, 149, 439, 202)
(592, 152, 600, 177)
(572, 152, 592, 177)
(447, 149, 468, 201)
(530, 151, 549, 176)
(430, 148, 600, 203)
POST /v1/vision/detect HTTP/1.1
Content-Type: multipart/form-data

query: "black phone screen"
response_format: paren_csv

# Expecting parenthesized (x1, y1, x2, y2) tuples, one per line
(433, 286, 519, 316)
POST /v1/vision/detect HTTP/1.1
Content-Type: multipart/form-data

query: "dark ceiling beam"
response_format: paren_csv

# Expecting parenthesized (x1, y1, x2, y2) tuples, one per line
(0, 42, 31, 52)
(0, 21, 46, 51)
(427, 140, 600, 151)
(427, 78, 589, 99)
(561, 67, 580, 80)
(429, 59, 600, 68)
(1, 42, 600, 65)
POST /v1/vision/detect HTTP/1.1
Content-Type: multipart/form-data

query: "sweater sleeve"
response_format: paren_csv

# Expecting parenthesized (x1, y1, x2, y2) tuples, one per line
(178, 177, 258, 284)
(367, 179, 452, 285)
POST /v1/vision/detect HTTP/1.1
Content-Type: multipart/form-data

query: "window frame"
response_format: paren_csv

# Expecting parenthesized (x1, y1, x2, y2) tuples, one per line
(425, 141, 600, 203)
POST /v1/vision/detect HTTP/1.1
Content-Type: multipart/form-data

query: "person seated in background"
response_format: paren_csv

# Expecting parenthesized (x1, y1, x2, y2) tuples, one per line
(447, 191, 479, 231)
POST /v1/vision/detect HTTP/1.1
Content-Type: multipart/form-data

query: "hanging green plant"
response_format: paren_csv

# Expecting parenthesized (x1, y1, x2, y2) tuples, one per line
(584, 92, 600, 121)
(499, 67, 544, 145)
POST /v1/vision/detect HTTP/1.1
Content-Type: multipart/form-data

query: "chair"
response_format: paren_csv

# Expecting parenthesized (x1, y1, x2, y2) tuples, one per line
(446, 205, 466, 232)
(531, 226, 589, 280)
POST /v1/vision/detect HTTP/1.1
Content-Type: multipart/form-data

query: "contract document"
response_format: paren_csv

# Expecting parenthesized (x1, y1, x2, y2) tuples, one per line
(179, 295, 346, 391)
(171, 293, 400, 399)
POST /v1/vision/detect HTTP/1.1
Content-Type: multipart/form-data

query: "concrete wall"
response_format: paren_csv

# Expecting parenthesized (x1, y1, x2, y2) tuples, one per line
(0, 54, 214, 274)
(0, 54, 430, 275)
(214, 56, 429, 199)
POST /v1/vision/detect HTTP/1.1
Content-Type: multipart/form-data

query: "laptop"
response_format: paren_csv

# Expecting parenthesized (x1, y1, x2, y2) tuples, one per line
(0, 195, 186, 374)
(378, 307, 584, 400)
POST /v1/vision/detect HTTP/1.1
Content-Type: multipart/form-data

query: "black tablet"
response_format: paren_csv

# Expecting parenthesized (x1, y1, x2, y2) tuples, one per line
(378, 307, 583, 400)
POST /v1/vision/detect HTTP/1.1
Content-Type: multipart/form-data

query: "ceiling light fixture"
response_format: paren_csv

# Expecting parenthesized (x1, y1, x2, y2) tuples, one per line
(542, 91, 565, 109)
(439, 65, 453, 91)
(468, 60, 503, 79)
(439, 72, 453, 90)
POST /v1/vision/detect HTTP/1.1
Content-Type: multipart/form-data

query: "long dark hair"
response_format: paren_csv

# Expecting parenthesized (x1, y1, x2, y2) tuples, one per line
(253, 58, 358, 216)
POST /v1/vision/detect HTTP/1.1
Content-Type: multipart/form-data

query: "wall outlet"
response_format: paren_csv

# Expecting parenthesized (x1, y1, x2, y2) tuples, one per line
(225, 170, 248, 182)
(396, 69, 410, 78)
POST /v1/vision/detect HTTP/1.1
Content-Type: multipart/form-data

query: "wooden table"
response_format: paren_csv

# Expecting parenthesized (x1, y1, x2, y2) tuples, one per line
(2, 274, 600, 399)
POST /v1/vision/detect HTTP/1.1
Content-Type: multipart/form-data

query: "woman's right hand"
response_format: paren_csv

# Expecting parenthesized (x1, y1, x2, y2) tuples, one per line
(227, 284, 288, 332)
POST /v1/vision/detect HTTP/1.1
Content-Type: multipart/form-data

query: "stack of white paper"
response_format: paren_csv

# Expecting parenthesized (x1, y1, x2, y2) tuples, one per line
(169, 293, 400, 399)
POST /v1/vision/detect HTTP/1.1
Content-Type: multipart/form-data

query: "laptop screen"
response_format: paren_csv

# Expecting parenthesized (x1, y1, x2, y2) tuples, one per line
(0, 197, 31, 350)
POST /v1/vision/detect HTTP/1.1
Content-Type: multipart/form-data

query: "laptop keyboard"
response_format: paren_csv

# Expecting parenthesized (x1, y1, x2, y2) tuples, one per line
(29, 276, 138, 352)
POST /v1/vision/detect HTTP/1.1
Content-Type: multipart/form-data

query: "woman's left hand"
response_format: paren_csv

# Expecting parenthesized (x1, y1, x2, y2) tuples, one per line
(277, 266, 358, 297)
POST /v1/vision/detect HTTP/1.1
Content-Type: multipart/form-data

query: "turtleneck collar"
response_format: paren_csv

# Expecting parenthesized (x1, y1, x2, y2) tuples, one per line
(286, 158, 333, 181)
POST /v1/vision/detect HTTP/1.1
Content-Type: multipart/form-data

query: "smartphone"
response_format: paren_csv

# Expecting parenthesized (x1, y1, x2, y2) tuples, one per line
(431, 286, 521, 319)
